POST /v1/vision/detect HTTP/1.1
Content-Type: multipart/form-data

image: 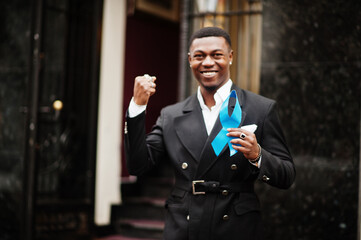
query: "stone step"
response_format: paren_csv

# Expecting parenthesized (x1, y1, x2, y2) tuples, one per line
(123, 197, 166, 208)
(114, 219, 164, 239)
(117, 219, 164, 231)
(95, 234, 159, 240)
(110, 173, 172, 240)
(111, 197, 166, 221)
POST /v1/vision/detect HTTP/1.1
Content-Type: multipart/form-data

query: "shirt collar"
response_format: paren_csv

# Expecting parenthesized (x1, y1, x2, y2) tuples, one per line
(197, 79, 233, 110)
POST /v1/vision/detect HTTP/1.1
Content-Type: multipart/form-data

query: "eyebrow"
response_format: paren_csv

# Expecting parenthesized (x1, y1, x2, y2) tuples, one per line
(192, 49, 225, 54)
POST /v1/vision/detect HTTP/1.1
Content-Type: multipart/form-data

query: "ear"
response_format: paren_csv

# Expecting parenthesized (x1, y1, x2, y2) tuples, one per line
(228, 49, 233, 63)
(188, 52, 192, 66)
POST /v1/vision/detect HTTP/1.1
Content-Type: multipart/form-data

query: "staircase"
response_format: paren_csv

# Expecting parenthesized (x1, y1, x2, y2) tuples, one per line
(98, 162, 173, 240)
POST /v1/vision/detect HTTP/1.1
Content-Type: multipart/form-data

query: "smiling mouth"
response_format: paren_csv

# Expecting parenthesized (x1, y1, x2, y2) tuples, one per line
(200, 71, 218, 77)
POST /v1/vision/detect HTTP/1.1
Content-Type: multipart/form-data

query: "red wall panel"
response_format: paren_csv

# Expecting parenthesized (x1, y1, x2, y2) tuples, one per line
(121, 15, 180, 177)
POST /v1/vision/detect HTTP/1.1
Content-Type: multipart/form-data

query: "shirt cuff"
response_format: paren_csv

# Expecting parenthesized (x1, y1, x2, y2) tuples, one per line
(249, 156, 262, 168)
(128, 97, 147, 118)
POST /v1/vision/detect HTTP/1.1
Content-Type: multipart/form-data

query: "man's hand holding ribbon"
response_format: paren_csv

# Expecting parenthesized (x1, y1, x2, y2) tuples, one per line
(227, 128, 260, 161)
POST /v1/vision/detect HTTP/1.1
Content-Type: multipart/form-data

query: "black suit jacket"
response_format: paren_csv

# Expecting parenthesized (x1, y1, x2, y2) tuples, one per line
(125, 85, 295, 240)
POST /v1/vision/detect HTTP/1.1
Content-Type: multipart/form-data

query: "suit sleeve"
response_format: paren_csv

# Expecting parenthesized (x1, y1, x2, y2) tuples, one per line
(258, 102, 296, 189)
(124, 110, 166, 176)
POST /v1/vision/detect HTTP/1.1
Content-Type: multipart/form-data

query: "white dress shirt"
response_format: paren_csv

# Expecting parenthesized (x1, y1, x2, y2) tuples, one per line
(196, 79, 233, 135)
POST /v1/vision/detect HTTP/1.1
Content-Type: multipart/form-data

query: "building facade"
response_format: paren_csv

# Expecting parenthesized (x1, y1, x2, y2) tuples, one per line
(0, 0, 360, 239)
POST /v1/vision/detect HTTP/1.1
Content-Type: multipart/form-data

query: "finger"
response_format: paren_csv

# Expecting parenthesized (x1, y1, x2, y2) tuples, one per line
(149, 87, 156, 96)
(240, 132, 246, 140)
(133, 75, 157, 105)
(231, 144, 252, 154)
(227, 130, 245, 138)
(136, 76, 156, 90)
(150, 81, 156, 88)
(227, 128, 252, 135)
(151, 76, 157, 86)
(144, 74, 157, 88)
(230, 138, 252, 149)
(143, 74, 156, 81)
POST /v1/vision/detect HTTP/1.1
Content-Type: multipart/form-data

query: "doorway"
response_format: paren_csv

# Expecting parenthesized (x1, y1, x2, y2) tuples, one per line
(0, 0, 102, 239)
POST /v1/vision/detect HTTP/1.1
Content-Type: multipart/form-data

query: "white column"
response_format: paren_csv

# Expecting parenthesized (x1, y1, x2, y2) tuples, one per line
(95, 0, 126, 225)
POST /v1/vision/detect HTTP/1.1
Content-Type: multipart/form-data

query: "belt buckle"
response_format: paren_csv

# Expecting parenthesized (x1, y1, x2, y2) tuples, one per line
(192, 180, 205, 195)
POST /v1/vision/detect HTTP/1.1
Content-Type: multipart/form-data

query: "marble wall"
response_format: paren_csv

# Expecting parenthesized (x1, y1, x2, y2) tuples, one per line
(0, 1, 31, 239)
(257, 1, 361, 239)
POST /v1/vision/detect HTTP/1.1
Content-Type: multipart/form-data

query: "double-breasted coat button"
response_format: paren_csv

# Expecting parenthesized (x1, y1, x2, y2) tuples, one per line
(231, 164, 237, 170)
(181, 162, 188, 169)
(187, 215, 190, 221)
(223, 215, 229, 220)
(222, 190, 228, 196)
(262, 175, 270, 182)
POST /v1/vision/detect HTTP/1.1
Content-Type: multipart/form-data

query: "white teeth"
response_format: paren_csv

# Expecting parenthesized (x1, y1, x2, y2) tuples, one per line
(203, 72, 217, 76)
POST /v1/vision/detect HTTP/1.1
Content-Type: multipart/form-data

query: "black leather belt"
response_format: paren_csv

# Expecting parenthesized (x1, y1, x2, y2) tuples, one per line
(175, 180, 254, 195)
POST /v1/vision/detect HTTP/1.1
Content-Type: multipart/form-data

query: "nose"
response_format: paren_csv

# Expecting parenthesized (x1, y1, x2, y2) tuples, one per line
(202, 55, 214, 66)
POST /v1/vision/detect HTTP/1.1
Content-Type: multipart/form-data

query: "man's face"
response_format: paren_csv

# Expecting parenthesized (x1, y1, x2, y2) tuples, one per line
(188, 36, 233, 93)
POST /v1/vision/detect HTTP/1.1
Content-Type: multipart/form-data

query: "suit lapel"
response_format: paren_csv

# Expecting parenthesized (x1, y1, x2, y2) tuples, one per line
(195, 85, 247, 179)
(174, 95, 208, 162)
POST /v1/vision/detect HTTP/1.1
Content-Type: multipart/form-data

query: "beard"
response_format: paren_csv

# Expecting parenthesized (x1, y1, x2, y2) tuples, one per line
(202, 84, 218, 92)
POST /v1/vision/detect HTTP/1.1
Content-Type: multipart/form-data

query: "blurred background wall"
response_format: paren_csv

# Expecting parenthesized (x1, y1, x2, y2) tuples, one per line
(258, 1, 360, 239)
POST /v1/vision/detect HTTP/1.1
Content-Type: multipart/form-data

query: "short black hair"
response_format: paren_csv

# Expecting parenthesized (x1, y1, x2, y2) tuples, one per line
(188, 27, 232, 50)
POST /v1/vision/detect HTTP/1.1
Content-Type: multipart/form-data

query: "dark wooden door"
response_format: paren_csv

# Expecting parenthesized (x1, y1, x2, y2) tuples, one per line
(30, 1, 102, 239)
(0, 0, 102, 240)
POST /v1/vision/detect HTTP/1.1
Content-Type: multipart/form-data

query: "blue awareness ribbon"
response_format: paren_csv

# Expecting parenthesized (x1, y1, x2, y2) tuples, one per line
(211, 90, 242, 156)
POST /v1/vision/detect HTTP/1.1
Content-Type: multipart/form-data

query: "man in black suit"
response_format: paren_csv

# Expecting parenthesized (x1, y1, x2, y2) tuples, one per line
(124, 27, 295, 240)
